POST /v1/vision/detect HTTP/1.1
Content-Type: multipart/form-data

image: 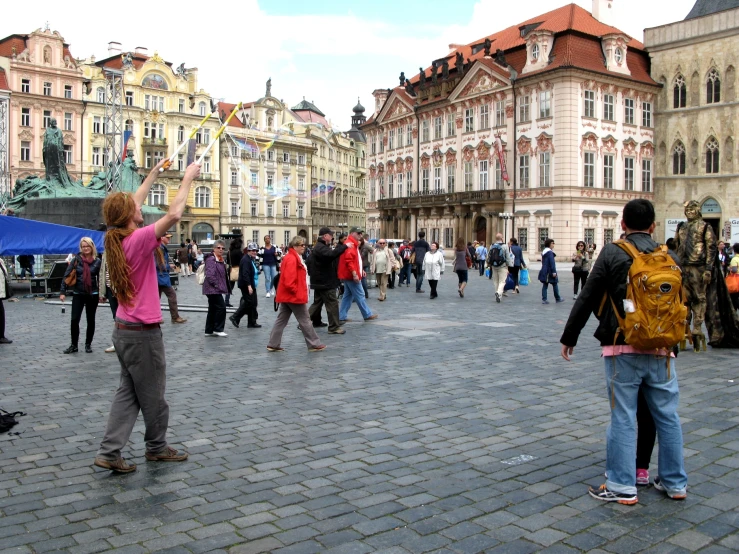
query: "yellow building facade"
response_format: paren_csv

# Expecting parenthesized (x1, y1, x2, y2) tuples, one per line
(79, 46, 221, 243)
(218, 85, 315, 248)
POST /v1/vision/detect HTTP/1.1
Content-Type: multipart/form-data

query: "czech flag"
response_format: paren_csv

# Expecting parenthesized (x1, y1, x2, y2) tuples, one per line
(121, 130, 133, 161)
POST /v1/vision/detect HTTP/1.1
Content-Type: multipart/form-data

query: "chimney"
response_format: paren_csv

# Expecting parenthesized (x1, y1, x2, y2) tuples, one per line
(372, 88, 389, 116)
(592, 0, 614, 25)
(134, 46, 148, 56)
(108, 41, 121, 56)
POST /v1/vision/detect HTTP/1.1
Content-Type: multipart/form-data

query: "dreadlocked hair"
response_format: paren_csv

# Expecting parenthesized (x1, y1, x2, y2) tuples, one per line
(103, 193, 137, 307)
(154, 244, 166, 271)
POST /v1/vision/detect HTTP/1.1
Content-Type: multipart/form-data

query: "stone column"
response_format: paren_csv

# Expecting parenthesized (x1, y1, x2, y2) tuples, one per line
(410, 212, 417, 239)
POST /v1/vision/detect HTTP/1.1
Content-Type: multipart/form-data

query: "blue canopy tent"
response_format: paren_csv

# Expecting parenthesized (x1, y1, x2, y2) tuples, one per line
(0, 216, 105, 255)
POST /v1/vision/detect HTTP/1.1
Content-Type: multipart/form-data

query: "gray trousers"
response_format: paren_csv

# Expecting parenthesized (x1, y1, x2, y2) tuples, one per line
(97, 324, 170, 460)
(158, 285, 180, 320)
(309, 289, 341, 332)
(268, 302, 322, 350)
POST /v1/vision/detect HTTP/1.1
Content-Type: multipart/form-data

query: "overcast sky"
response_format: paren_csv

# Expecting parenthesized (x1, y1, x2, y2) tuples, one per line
(3, 0, 697, 127)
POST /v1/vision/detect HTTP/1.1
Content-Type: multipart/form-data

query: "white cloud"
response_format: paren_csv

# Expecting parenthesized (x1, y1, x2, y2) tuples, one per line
(1, 0, 697, 125)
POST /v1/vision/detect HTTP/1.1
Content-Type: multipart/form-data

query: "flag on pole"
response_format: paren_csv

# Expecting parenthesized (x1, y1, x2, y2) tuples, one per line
(121, 131, 133, 161)
(493, 136, 509, 183)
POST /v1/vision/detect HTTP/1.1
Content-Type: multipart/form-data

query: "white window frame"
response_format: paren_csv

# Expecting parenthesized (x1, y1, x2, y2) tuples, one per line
(603, 94, 614, 121)
(433, 166, 442, 192)
(446, 165, 455, 193)
(584, 152, 595, 187)
(603, 154, 614, 189)
(641, 159, 652, 192)
(495, 101, 505, 127)
(20, 141, 31, 161)
(584, 90, 595, 118)
(479, 105, 490, 129)
(479, 160, 489, 190)
(519, 95, 530, 122)
(519, 154, 530, 188)
(464, 161, 474, 191)
(624, 98, 634, 125)
(624, 157, 635, 190)
(642, 102, 652, 128)
(421, 168, 430, 194)
(539, 91, 551, 118)
(539, 152, 550, 187)
(464, 108, 474, 133)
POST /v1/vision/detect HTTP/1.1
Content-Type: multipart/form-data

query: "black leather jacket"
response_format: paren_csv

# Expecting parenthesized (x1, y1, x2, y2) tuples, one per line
(309, 238, 347, 290)
(60, 254, 101, 295)
(560, 233, 680, 347)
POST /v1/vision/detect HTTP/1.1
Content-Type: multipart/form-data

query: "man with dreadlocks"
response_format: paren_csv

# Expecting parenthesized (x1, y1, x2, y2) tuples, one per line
(93, 159, 201, 474)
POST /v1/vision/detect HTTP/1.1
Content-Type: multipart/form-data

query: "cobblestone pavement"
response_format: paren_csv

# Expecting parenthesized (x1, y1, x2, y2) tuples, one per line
(1, 267, 738, 554)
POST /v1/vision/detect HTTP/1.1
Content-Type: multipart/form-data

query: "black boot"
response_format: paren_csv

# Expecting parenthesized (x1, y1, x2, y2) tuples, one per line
(64, 344, 78, 354)
(85, 344, 93, 353)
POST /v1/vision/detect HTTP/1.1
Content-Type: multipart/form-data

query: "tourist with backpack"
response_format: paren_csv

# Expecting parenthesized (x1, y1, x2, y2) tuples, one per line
(560, 199, 688, 505)
(487, 234, 511, 303)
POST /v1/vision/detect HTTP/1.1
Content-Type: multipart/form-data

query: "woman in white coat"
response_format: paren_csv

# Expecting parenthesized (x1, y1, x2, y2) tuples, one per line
(422, 241, 445, 299)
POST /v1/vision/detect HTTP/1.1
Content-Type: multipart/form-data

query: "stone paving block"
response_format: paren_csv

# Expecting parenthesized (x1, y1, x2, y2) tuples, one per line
(228, 537, 285, 553)
(668, 529, 714, 551)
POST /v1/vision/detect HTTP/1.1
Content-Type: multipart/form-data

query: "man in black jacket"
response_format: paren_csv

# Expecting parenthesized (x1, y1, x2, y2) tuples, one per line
(413, 231, 430, 293)
(230, 242, 261, 328)
(308, 227, 348, 334)
(560, 199, 687, 505)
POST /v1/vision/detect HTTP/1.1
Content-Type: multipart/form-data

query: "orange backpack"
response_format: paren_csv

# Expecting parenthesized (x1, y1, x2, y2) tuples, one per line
(606, 240, 687, 350)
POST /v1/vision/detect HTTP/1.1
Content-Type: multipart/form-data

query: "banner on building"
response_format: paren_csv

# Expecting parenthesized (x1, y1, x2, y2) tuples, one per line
(664, 218, 687, 242)
(731, 219, 739, 244)
(493, 136, 509, 183)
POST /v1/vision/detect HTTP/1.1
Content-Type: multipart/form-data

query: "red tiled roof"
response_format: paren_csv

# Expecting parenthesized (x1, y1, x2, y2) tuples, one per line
(411, 3, 649, 85)
(0, 34, 76, 63)
(521, 33, 656, 84)
(0, 68, 9, 91)
(0, 34, 28, 58)
(293, 109, 329, 128)
(217, 101, 251, 128)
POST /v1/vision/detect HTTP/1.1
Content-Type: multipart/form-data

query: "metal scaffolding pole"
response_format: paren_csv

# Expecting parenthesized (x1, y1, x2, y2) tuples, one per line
(103, 68, 124, 192)
(0, 96, 9, 211)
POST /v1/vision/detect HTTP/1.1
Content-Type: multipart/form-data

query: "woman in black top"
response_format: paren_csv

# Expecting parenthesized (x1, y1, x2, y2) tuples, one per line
(225, 238, 243, 307)
(61, 237, 102, 353)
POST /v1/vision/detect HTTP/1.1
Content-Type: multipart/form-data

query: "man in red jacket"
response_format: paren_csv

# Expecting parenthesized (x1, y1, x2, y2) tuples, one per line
(338, 227, 378, 322)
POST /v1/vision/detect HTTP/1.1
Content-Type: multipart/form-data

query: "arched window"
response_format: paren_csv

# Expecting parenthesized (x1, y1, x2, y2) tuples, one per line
(706, 137, 720, 174)
(672, 142, 686, 175)
(96, 87, 105, 103)
(195, 186, 211, 208)
(148, 183, 166, 206)
(177, 125, 185, 143)
(198, 101, 206, 116)
(673, 75, 686, 108)
(707, 69, 721, 104)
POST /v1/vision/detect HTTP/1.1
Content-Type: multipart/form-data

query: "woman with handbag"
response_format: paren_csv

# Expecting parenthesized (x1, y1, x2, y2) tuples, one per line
(0, 257, 12, 344)
(267, 236, 326, 352)
(538, 238, 563, 305)
(60, 237, 102, 353)
(422, 242, 445, 299)
(453, 237, 469, 298)
(370, 240, 396, 301)
(225, 238, 243, 307)
(202, 240, 229, 337)
(571, 240, 591, 299)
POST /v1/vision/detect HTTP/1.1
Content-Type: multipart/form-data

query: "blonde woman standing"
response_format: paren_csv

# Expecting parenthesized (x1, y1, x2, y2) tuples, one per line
(423, 241, 445, 299)
(60, 237, 102, 354)
(371, 240, 397, 301)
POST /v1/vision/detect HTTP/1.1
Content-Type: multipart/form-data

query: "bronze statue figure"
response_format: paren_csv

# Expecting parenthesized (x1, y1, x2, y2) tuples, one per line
(675, 200, 716, 351)
(399, 71, 405, 86)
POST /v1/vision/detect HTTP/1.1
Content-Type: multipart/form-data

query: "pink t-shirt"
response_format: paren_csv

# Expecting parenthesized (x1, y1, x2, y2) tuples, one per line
(116, 224, 162, 324)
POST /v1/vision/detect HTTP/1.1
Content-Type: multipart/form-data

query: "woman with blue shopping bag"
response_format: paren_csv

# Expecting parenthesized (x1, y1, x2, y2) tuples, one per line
(508, 238, 526, 293)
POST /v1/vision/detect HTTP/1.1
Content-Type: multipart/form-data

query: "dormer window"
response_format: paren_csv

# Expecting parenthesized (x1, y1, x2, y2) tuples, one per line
(532, 44, 540, 61)
(614, 48, 623, 64)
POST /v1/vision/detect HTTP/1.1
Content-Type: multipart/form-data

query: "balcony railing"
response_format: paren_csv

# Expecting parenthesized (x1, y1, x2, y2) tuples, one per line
(378, 188, 505, 210)
(142, 137, 167, 146)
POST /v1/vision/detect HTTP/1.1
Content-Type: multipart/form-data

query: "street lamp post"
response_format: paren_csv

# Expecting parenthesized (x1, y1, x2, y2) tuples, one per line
(499, 212, 513, 243)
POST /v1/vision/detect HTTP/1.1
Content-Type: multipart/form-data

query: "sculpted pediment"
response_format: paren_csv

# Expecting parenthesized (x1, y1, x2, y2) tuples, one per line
(383, 98, 412, 121)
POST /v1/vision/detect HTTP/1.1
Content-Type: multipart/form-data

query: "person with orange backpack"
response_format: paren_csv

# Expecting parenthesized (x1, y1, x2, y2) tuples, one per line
(559, 199, 688, 505)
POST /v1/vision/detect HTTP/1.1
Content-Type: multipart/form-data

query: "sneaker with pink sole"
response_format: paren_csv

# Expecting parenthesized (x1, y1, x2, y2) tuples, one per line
(636, 468, 650, 486)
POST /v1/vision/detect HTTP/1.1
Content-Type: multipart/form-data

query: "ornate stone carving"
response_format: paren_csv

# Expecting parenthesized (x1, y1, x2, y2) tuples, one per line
(517, 137, 531, 156)
(445, 149, 457, 166)
(536, 133, 554, 154)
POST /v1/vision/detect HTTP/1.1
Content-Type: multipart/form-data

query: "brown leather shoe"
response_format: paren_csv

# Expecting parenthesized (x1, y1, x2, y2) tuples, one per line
(145, 446, 188, 462)
(172, 317, 188, 324)
(328, 328, 346, 334)
(364, 314, 379, 321)
(94, 457, 137, 473)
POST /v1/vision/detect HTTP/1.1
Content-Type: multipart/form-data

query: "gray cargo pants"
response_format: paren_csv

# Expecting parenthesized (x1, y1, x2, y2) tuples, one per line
(96, 323, 170, 460)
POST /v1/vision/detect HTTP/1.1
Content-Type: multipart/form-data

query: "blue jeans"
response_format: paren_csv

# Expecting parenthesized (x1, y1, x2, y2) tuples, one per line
(478, 261, 486, 276)
(415, 264, 425, 291)
(399, 263, 411, 284)
(603, 355, 687, 496)
(339, 279, 373, 320)
(263, 264, 277, 294)
(541, 282, 561, 301)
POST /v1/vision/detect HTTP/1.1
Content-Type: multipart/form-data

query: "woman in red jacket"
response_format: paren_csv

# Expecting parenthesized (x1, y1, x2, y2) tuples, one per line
(267, 236, 326, 352)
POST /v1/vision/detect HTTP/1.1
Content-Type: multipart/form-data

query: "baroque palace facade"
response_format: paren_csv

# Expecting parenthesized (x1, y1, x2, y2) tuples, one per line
(645, 0, 739, 243)
(363, 0, 660, 255)
(79, 45, 221, 244)
(0, 27, 85, 183)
